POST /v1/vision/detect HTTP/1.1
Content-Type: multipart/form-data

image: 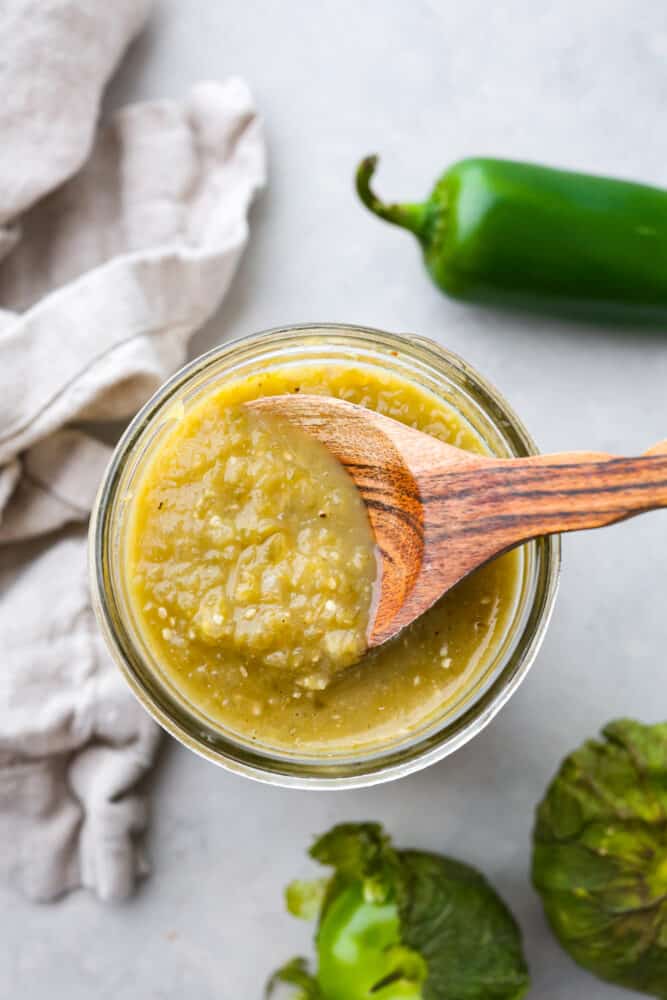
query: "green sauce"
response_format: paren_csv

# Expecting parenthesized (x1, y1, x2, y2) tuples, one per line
(124, 362, 521, 752)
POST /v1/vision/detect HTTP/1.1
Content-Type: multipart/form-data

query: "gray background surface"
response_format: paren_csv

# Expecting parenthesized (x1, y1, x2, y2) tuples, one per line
(3, 2, 667, 997)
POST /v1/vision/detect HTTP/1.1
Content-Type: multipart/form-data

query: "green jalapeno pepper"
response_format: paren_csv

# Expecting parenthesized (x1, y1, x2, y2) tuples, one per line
(356, 155, 667, 322)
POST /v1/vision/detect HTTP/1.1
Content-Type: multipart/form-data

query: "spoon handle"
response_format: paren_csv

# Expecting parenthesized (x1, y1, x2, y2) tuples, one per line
(456, 442, 667, 544)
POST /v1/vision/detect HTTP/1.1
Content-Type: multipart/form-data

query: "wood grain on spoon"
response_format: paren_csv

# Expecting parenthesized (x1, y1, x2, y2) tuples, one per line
(248, 395, 667, 649)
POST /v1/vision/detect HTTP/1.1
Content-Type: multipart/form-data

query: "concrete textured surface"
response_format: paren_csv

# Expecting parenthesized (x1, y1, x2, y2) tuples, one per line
(3, 2, 667, 997)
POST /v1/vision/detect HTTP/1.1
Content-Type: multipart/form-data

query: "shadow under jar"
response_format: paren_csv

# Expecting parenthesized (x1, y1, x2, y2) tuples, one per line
(90, 324, 560, 788)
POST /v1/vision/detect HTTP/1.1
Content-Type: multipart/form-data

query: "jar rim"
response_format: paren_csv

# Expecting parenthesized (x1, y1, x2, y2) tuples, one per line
(89, 323, 560, 788)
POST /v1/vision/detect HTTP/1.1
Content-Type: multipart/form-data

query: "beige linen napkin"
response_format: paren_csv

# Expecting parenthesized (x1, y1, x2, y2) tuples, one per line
(0, 1, 266, 901)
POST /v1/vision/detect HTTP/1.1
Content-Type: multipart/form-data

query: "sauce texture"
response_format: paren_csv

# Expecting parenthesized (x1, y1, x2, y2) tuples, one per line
(125, 363, 521, 751)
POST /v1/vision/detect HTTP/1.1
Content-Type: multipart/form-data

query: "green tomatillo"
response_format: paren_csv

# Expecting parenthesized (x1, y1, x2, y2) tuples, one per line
(533, 719, 667, 998)
(267, 822, 530, 1000)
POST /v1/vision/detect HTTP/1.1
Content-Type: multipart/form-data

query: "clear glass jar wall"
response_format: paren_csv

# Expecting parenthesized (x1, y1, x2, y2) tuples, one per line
(89, 325, 560, 788)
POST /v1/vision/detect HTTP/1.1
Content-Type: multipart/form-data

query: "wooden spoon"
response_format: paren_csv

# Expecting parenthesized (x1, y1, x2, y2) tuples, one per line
(248, 395, 667, 649)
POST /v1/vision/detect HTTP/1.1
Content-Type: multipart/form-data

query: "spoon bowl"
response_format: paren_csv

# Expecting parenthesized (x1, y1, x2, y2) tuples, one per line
(249, 394, 667, 649)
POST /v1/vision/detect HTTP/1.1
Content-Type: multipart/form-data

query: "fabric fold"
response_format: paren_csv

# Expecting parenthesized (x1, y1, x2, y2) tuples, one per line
(0, 1, 265, 902)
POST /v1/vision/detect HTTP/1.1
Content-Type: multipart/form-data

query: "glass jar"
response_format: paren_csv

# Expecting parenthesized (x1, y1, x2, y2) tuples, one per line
(89, 324, 560, 788)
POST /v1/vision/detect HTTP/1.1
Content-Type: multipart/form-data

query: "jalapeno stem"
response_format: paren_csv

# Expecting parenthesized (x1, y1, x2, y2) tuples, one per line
(356, 155, 429, 240)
